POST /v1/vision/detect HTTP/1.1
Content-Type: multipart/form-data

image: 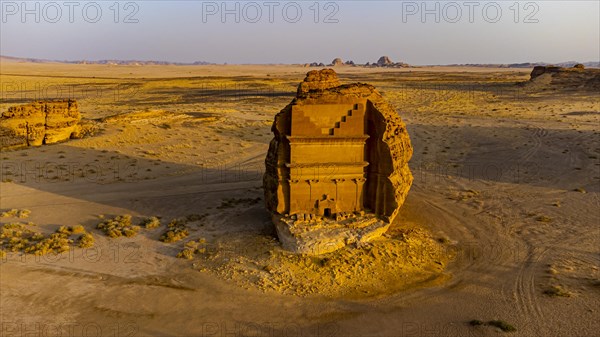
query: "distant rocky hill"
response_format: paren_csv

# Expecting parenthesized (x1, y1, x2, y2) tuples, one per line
(445, 61, 600, 69)
(0, 55, 213, 66)
(330, 58, 344, 66)
(521, 65, 600, 91)
(3, 55, 597, 68)
(307, 56, 410, 68)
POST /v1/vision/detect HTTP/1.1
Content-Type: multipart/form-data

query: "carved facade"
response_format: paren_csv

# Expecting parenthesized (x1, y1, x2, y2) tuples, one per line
(287, 101, 368, 219)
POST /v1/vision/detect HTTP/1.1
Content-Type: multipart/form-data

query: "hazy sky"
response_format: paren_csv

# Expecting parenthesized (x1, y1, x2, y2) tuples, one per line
(1, 1, 598, 64)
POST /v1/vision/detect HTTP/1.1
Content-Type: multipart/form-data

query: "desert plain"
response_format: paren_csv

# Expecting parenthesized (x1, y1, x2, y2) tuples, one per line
(0, 61, 598, 336)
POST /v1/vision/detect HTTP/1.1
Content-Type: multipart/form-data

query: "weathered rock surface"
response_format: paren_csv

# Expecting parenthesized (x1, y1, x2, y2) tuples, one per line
(296, 68, 341, 96)
(275, 214, 391, 255)
(0, 100, 81, 149)
(264, 69, 413, 254)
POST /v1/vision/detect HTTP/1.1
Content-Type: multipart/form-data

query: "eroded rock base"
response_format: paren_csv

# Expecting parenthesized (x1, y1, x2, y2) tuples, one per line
(274, 213, 390, 255)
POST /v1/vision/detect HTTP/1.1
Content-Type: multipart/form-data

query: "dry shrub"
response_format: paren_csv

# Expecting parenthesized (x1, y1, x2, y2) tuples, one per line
(57, 225, 86, 235)
(0, 209, 31, 219)
(57, 225, 71, 235)
(17, 209, 31, 218)
(160, 218, 189, 243)
(1, 222, 95, 256)
(543, 285, 572, 297)
(71, 225, 85, 234)
(0, 223, 38, 252)
(77, 233, 95, 248)
(25, 233, 73, 255)
(97, 215, 140, 238)
(176, 239, 206, 260)
(0, 209, 18, 218)
(141, 216, 161, 229)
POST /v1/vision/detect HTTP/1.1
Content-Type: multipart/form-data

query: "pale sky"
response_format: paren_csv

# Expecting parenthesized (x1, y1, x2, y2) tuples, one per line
(1, 1, 598, 64)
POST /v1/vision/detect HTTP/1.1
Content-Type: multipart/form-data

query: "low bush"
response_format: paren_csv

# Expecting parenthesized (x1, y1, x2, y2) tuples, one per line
(176, 239, 206, 260)
(141, 216, 161, 229)
(160, 218, 189, 243)
(78, 233, 95, 248)
(97, 215, 140, 238)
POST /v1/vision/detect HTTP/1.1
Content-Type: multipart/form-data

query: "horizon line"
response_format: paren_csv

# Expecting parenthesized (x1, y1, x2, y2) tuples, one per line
(1, 54, 598, 67)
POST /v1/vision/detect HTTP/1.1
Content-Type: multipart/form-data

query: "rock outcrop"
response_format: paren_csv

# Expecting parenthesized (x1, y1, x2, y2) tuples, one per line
(0, 100, 81, 149)
(307, 57, 408, 68)
(330, 58, 344, 66)
(530, 65, 562, 79)
(264, 69, 413, 254)
(377, 56, 393, 66)
(296, 68, 341, 96)
(527, 65, 600, 90)
(371, 56, 409, 68)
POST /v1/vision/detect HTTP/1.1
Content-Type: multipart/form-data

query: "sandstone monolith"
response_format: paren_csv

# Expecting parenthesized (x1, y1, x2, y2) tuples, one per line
(264, 69, 413, 255)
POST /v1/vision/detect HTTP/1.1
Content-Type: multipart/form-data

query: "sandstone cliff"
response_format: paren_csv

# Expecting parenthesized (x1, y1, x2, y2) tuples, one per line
(0, 100, 81, 149)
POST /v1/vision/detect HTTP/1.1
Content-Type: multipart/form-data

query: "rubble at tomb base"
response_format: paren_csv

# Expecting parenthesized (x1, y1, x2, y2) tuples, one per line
(0, 100, 82, 149)
(264, 69, 413, 255)
(274, 212, 391, 255)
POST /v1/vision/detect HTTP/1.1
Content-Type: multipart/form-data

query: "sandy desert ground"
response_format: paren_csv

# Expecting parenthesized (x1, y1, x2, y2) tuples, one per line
(0, 62, 598, 336)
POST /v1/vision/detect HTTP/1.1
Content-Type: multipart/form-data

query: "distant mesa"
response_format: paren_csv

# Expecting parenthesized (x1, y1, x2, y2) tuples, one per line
(263, 69, 413, 255)
(0, 100, 94, 150)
